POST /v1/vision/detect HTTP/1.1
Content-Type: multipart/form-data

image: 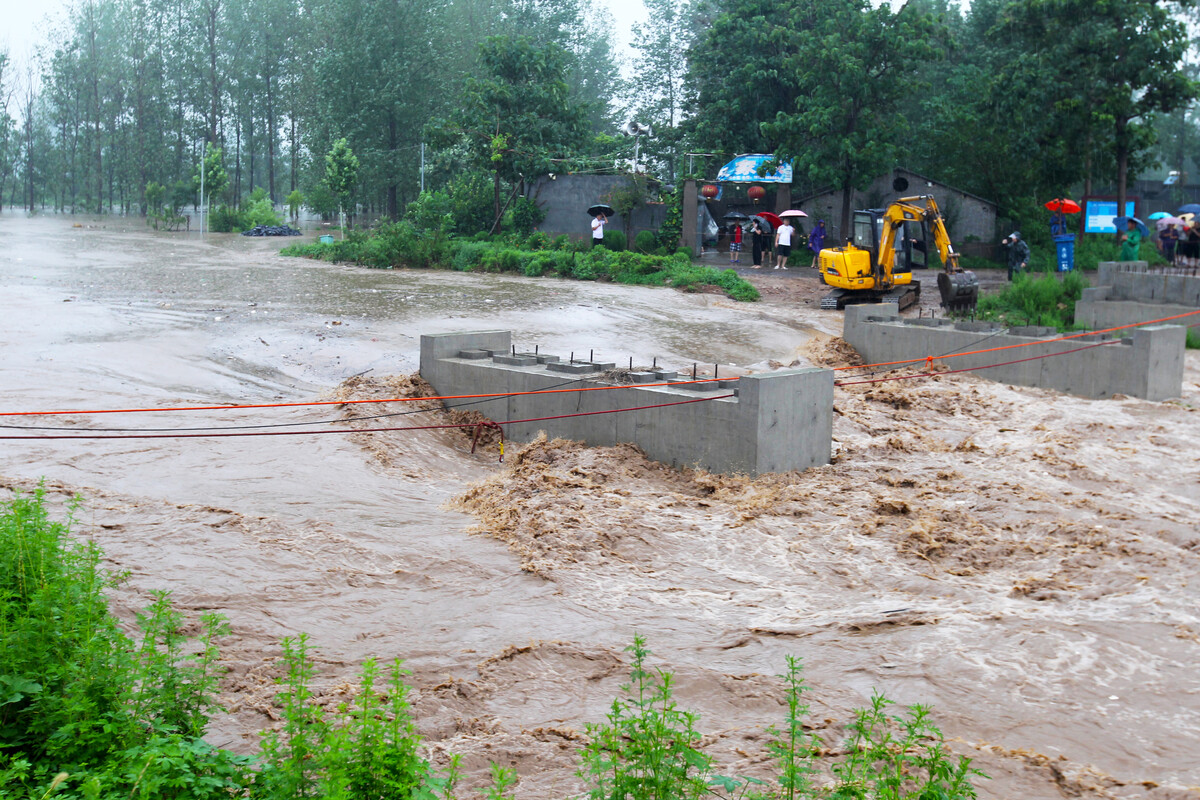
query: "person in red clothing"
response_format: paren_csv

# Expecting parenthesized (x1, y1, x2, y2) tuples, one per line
(729, 222, 743, 265)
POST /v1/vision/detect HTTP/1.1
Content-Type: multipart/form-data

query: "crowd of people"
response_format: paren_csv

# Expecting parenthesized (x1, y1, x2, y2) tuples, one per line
(722, 217, 827, 270)
(1156, 219, 1200, 268)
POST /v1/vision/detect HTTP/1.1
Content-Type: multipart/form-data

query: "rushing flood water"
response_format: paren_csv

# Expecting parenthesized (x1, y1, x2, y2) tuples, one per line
(2, 213, 1198, 799)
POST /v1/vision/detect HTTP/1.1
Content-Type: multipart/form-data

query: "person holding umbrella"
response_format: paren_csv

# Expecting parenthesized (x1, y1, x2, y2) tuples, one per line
(729, 222, 744, 265)
(588, 203, 614, 248)
(591, 211, 607, 248)
(1118, 217, 1144, 262)
(750, 217, 766, 268)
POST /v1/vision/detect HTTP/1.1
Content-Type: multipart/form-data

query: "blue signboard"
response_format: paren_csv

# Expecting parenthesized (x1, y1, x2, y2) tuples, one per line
(716, 154, 793, 184)
(1084, 200, 1136, 234)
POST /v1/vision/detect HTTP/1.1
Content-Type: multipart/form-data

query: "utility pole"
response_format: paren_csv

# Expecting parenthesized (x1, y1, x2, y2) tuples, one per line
(420, 142, 425, 194)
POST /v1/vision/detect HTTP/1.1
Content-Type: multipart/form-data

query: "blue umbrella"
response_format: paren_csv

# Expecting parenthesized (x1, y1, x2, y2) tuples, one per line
(1148, 211, 1172, 220)
(1113, 216, 1149, 237)
(1177, 203, 1200, 215)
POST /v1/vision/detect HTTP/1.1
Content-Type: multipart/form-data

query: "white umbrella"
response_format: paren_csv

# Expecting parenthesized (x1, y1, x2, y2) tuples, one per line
(1156, 216, 1186, 230)
(780, 209, 808, 218)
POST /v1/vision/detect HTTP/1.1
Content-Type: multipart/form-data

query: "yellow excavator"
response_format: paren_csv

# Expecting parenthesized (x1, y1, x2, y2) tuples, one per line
(818, 195, 979, 312)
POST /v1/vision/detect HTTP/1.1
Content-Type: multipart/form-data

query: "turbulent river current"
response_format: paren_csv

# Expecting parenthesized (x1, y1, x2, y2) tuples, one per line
(1, 214, 1197, 799)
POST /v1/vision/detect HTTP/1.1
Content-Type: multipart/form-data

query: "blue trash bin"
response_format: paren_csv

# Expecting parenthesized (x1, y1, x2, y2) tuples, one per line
(1053, 233, 1075, 272)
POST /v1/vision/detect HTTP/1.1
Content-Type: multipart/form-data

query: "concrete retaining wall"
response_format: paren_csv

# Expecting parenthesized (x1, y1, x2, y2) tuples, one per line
(420, 331, 834, 475)
(842, 306, 1185, 401)
(1075, 261, 1200, 330)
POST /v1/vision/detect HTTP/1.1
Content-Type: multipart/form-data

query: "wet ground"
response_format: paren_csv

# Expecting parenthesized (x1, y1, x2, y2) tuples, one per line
(2, 213, 1198, 799)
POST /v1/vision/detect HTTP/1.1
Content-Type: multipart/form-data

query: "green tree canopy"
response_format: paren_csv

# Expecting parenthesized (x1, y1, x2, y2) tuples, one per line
(447, 35, 592, 228)
(760, 0, 942, 237)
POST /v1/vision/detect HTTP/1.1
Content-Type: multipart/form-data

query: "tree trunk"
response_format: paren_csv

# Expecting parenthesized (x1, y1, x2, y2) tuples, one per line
(386, 115, 398, 219)
(266, 74, 276, 203)
(839, 182, 854, 246)
(1115, 116, 1129, 223)
(493, 170, 501, 232)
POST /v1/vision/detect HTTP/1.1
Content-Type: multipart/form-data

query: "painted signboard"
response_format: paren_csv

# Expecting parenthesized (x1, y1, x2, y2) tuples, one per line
(1084, 200, 1136, 234)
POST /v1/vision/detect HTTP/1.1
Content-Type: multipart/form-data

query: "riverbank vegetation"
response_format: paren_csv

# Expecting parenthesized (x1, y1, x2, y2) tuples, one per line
(281, 224, 760, 302)
(975, 272, 1089, 331)
(1, 490, 982, 798)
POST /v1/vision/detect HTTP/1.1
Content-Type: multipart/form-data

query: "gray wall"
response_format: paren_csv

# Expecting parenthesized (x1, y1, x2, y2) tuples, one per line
(842, 305, 1185, 401)
(799, 168, 997, 245)
(1076, 261, 1200, 330)
(420, 331, 834, 475)
(527, 175, 667, 246)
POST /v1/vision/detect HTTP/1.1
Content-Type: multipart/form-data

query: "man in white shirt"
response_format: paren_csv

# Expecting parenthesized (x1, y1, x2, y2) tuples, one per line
(591, 213, 607, 248)
(774, 220, 794, 269)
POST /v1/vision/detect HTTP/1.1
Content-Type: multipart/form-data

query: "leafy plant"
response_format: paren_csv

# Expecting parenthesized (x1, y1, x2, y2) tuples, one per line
(828, 693, 984, 800)
(976, 271, 1088, 330)
(285, 190, 304, 222)
(508, 196, 546, 234)
(579, 635, 713, 800)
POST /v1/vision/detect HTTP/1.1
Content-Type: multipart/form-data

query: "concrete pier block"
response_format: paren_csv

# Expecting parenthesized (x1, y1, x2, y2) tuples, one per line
(492, 354, 538, 366)
(420, 331, 835, 475)
(546, 362, 600, 374)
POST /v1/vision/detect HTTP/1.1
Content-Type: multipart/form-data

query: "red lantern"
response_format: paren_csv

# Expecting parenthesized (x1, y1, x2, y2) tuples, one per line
(701, 184, 719, 200)
(747, 185, 766, 204)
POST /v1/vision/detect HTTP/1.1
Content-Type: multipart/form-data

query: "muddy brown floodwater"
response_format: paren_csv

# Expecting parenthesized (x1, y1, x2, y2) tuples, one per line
(2, 213, 1198, 799)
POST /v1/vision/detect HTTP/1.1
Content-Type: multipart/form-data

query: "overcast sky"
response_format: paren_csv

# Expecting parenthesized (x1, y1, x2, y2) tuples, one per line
(0, 0, 650, 73)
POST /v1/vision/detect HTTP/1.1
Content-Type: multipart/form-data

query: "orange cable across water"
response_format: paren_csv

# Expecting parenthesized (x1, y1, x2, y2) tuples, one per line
(0, 393, 737, 442)
(0, 376, 735, 418)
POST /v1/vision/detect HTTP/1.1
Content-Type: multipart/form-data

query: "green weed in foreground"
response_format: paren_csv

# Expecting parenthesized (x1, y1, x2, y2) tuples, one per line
(975, 270, 1088, 330)
(583, 639, 985, 800)
(280, 222, 760, 302)
(1186, 328, 1200, 349)
(1, 491, 984, 800)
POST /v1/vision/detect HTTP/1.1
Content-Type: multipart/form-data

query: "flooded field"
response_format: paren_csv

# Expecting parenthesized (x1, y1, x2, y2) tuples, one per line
(2, 213, 1198, 799)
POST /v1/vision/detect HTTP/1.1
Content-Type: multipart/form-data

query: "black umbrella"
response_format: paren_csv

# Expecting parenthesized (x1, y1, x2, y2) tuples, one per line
(588, 203, 615, 217)
(750, 214, 775, 233)
(723, 211, 750, 220)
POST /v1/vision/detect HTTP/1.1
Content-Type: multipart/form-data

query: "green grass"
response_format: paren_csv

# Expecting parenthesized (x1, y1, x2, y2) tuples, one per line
(2, 491, 985, 799)
(975, 271, 1089, 330)
(280, 222, 760, 302)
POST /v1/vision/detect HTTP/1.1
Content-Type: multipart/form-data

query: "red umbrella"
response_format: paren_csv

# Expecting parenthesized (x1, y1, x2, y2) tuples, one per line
(756, 211, 783, 228)
(1045, 198, 1081, 214)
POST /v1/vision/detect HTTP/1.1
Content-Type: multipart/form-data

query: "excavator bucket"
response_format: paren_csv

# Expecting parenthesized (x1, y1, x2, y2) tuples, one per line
(937, 271, 979, 312)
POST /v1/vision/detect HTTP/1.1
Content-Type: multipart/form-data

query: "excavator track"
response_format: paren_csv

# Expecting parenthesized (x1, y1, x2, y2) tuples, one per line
(820, 281, 920, 311)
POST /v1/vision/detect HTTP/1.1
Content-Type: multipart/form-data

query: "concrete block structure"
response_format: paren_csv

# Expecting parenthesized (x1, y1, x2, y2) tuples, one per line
(1075, 261, 1200, 329)
(842, 305, 1185, 401)
(420, 331, 834, 475)
(527, 175, 667, 247)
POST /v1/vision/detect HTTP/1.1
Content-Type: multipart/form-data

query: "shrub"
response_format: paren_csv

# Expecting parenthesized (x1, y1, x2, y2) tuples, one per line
(508, 196, 546, 234)
(634, 229, 658, 253)
(452, 240, 492, 271)
(602, 229, 627, 251)
(551, 234, 571, 251)
(207, 204, 244, 233)
(243, 187, 282, 228)
(405, 189, 455, 235)
(976, 271, 1088, 329)
(525, 231, 551, 251)
(1187, 328, 1200, 349)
